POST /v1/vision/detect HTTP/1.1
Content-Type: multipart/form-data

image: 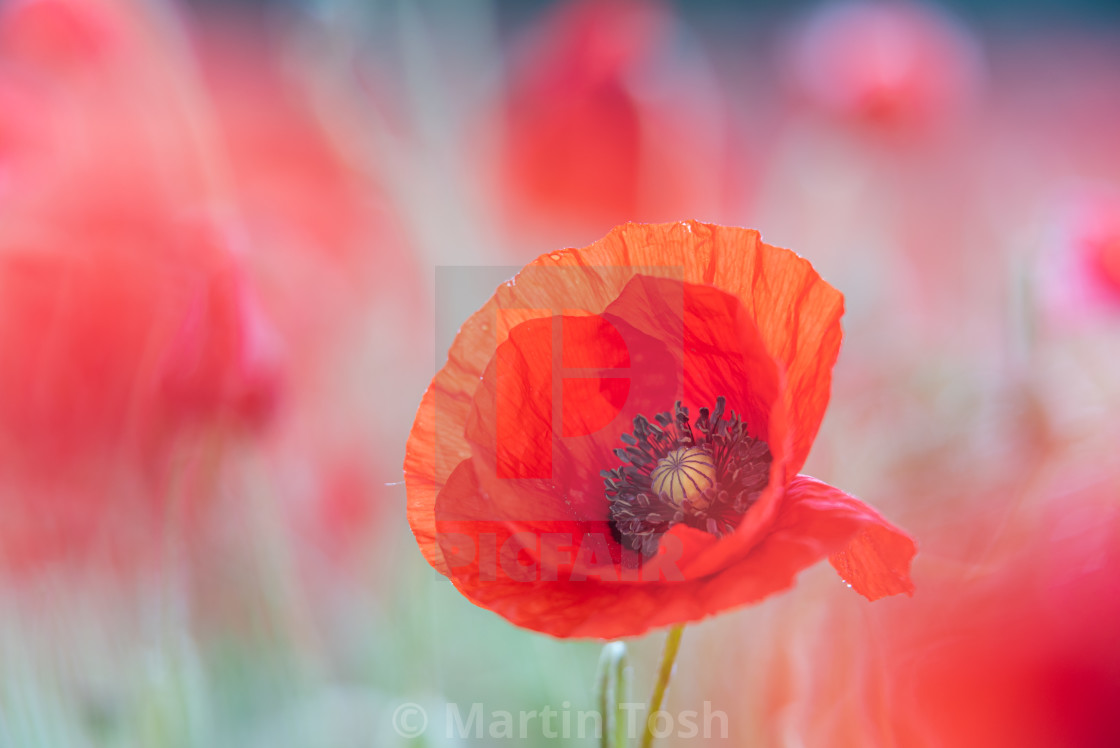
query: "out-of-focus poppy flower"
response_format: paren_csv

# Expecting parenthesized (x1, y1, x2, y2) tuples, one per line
(405, 221, 915, 638)
(495, 0, 735, 250)
(0, 0, 421, 577)
(775, 476, 1120, 748)
(0, 0, 119, 72)
(0, 196, 283, 570)
(0, 194, 280, 456)
(0, 0, 289, 570)
(785, 0, 981, 133)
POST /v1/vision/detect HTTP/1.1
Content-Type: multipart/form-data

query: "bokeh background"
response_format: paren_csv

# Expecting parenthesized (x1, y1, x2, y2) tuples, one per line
(0, 0, 1118, 745)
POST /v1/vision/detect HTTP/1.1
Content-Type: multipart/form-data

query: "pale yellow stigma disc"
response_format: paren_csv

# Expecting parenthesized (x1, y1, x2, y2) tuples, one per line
(650, 446, 716, 508)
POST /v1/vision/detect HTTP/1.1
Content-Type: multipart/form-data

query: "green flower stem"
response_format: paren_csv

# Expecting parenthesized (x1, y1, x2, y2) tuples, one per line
(596, 642, 629, 748)
(640, 625, 685, 748)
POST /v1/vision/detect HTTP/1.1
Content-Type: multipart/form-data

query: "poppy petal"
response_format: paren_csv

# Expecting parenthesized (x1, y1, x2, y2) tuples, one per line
(430, 465, 912, 639)
(781, 475, 917, 599)
(461, 274, 784, 530)
(537, 222, 844, 474)
(407, 222, 841, 525)
(405, 364, 476, 575)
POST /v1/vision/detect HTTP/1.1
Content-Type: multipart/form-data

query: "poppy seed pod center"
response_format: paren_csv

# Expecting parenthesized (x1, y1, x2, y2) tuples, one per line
(603, 398, 772, 557)
(651, 447, 715, 508)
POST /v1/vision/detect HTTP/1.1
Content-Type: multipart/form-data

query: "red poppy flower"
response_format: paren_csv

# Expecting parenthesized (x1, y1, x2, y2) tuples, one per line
(495, 0, 735, 248)
(406, 221, 915, 638)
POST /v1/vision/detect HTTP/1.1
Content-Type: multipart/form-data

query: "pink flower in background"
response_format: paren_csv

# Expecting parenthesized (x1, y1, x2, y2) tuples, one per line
(786, 0, 982, 132)
(1082, 200, 1120, 297)
(1057, 188, 1120, 302)
(1043, 188, 1120, 323)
